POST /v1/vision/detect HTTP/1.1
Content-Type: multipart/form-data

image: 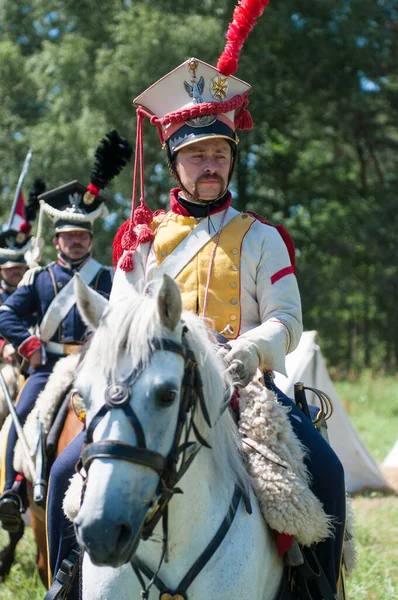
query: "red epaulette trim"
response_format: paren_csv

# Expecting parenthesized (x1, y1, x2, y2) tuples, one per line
(270, 266, 295, 285)
(245, 211, 296, 274)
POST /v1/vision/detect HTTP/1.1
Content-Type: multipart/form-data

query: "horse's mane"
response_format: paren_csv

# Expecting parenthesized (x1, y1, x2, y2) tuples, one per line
(78, 284, 251, 497)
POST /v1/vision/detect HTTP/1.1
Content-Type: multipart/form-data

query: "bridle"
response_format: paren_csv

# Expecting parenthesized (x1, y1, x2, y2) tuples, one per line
(79, 325, 213, 541)
(77, 325, 247, 599)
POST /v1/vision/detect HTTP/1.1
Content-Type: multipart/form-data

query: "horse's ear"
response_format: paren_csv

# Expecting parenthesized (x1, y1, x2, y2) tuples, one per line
(157, 275, 182, 332)
(74, 273, 108, 331)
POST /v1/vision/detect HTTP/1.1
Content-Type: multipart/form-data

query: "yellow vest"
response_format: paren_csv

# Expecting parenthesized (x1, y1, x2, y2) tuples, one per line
(153, 211, 255, 339)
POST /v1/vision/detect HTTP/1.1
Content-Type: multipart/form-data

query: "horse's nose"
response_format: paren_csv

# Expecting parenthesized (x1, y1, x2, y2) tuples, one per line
(115, 522, 133, 553)
(74, 515, 137, 567)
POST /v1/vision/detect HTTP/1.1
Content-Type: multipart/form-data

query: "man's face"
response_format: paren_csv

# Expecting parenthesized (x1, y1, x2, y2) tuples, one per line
(0, 265, 26, 288)
(175, 138, 233, 202)
(54, 231, 92, 261)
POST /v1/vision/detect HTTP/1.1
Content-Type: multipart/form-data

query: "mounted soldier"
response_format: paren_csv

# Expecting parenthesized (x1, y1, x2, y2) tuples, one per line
(0, 131, 132, 535)
(46, 3, 347, 599)
(0, 176, 45, 366)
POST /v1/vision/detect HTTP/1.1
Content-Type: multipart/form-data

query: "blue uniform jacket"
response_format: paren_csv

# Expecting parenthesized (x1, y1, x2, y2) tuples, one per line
(0, 256, 112, 359)
(0, 289, 11, 305)
(0, 285, 36, 335)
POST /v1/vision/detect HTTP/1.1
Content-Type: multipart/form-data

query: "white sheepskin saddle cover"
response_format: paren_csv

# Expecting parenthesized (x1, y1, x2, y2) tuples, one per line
(13, 354, 79, 478)
(238, 376, 334, 547)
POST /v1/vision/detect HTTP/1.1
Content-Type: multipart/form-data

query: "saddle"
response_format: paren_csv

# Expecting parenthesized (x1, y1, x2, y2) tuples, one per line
(238, 375, 334, 548)
(12, 353, 80, 485)
(238, 375, 354, 600)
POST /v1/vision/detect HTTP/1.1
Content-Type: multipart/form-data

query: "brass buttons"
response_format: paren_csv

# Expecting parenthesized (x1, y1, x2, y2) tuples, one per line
(230, 282, 237, 289)
(232, 248, 238, 255)
(160, 249, 167, 257)
(230, 298, 238, 305)
(231, 265, 238, 272)
(230, 314, 237, 321)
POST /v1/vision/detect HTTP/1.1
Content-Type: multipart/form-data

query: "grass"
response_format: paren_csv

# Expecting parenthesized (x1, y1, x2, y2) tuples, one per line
(0, 526, 46, 598)
(347, 495, 398, 600)
(335, 371, 398, 600)
(0, 372, 396, 598)
(335, 370, 398, 463)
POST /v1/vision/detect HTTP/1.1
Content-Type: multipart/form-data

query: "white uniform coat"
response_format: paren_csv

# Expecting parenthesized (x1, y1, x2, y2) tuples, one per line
(111, 206, 302, 375)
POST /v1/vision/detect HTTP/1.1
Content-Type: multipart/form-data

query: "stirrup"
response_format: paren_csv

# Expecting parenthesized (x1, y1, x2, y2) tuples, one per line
(0, 492, 23, 533)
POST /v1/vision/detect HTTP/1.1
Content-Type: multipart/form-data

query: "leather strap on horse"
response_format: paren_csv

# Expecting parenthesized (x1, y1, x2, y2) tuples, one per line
(131, 485, 243, 599)
(294, 546, 337, 600)
(82, 440, 167, 474)
(44, 547, 80, 600)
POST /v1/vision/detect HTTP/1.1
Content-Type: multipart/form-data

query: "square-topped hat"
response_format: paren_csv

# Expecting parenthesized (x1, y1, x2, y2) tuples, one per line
(134, 57, 252, 155)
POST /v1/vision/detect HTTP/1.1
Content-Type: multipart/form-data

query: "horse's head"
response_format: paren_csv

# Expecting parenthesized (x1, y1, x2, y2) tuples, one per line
(73, 275, 237, 567)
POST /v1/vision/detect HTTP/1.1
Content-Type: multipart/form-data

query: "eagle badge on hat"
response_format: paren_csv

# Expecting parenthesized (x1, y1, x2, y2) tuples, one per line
(183, 58, 205, 104)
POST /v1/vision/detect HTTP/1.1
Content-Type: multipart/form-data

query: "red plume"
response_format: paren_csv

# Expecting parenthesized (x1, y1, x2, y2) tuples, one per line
(217, 0, 271, 76)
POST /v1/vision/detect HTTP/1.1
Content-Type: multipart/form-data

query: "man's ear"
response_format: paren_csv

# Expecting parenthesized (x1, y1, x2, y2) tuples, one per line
(52, 236, 59, 250)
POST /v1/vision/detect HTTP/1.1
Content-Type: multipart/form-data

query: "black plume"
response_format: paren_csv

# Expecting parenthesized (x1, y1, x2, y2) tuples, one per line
(90, 130, 132, 189)
(25, 177, 46, 223)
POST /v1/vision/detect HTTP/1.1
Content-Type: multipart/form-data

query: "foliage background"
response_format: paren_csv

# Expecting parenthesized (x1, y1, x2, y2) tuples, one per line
(0, 0, 397, 371)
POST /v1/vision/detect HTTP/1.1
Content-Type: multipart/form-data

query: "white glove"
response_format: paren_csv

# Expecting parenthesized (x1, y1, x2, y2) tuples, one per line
(240, 320, 289, 377)
(221, 338, 260, 388)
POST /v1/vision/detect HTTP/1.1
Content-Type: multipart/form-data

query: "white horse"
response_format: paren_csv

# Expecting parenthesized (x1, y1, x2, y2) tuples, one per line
(72, 275, 285, 600)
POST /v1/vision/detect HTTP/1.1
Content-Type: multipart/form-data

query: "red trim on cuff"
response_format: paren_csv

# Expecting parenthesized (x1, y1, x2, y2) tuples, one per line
(271, 266, 294, 285)
(0, 339, 5, 351)
(18, 336, 42, 359)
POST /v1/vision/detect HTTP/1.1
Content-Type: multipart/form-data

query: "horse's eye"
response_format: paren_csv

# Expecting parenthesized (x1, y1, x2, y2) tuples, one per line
(157, 390, 177, 406)
(70, 389, 87, 423)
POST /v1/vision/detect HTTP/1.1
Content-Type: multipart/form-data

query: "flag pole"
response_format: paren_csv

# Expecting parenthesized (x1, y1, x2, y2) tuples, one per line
(7, 149, 33, 230)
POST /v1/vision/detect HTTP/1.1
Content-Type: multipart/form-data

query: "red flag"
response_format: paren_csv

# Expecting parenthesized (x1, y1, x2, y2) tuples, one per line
(9, 191, 26, 231)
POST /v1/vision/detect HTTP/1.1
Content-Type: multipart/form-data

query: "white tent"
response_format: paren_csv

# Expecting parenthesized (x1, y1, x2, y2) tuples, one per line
(383, 440, 398, 468)
(274, 331, 391, 494)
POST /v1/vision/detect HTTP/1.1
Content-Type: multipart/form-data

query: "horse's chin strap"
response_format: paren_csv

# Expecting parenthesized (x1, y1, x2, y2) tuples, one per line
(132, 485, 243, 600)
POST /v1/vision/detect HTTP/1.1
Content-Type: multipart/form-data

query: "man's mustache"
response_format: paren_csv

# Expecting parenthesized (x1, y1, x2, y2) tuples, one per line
(196, 173, 224, 184)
